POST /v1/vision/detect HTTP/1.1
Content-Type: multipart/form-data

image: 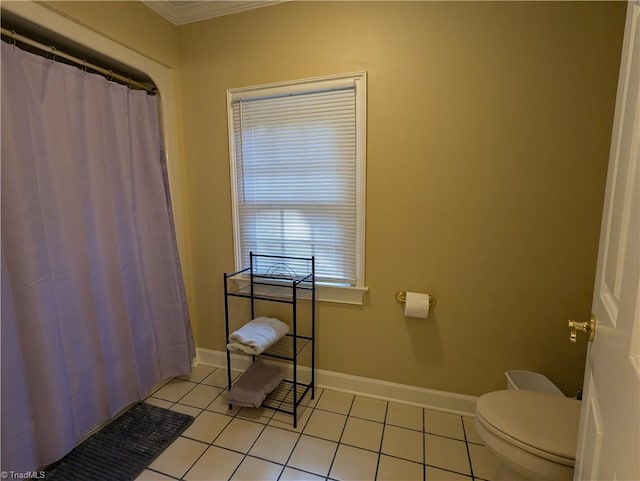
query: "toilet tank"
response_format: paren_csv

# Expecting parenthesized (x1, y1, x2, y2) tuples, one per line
(505, 370, 565, 397)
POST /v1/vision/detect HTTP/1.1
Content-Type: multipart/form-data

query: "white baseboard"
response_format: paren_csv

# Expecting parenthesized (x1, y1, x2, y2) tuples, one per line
(196, 348, 477, 416)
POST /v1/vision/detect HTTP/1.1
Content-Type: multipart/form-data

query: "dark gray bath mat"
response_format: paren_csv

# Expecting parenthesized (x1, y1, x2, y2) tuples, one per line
(45, 402, 194, 480)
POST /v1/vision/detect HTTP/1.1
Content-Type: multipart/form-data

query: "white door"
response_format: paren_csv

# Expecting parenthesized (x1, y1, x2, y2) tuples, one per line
(574, 2, 640, 481)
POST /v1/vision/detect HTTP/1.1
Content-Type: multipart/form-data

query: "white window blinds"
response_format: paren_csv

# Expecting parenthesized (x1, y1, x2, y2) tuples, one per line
(230, 80, 359, 286)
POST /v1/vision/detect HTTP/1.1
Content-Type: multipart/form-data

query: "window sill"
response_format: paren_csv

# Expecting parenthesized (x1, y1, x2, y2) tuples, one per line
(316, 284, 369, 305)
(229, 277, 368, 306)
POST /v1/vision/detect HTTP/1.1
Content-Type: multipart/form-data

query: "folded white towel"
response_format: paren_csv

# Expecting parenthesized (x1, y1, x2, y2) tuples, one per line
(227, 317, 289, 355)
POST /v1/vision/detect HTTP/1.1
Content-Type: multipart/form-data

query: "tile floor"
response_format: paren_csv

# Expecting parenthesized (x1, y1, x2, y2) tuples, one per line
(137, 365, 501, 481)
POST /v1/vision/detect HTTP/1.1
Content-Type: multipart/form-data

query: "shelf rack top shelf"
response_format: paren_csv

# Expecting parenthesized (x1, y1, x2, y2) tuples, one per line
(225, 254, 315, 302)
(251, 253, 314, 283)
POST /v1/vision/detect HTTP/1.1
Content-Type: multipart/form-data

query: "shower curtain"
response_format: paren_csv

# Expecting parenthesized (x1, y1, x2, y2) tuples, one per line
(0, 41, 195, 472)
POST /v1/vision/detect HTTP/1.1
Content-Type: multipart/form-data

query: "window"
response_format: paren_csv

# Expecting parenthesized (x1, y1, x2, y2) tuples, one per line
(227, 72, 367, 304)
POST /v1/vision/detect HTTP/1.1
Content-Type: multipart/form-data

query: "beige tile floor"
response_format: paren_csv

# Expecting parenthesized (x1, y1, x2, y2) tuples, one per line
(137, 365, 501, 481)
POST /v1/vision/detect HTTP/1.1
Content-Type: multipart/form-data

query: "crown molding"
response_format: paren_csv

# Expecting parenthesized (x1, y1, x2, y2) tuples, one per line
(143, 1, 286, 26)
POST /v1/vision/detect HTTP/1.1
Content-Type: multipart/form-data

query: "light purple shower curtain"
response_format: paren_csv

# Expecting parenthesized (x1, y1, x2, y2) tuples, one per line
(1, 41, 195, 472)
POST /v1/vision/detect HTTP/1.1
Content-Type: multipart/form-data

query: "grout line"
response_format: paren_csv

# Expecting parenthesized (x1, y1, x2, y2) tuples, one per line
(143, 467, 181, 480)
(373, 399, 390, 480)
(147, 369, 480, 481)
(168, 437, 209, 480)
(234, 453, 336, 480)
(192, 428, 476, 481)
(151, 381, 199, 404)
(174, 368, 238, 481)
(143, 368, 242, 480)
(461, 414, 477, 480)
(276, 390, 322, 479)
(312, 407, 472, 442)
(337, 439, 386, 456)
(325, 393, 356, 478)
(422, 408, 427, 481)
(226, 416, 271, 481)
(424, 462, 476, 480)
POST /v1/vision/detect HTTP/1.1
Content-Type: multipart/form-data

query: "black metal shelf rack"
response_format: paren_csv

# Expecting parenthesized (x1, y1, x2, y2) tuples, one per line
(223, 253, 316, 428)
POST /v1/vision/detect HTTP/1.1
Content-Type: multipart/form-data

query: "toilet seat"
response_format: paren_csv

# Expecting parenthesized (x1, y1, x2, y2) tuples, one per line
(476, 390, 581, 465)
(475, 390, 581, 481)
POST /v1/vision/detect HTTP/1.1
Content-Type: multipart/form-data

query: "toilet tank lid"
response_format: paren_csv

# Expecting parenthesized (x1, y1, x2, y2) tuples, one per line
(476, 390, 581, 461)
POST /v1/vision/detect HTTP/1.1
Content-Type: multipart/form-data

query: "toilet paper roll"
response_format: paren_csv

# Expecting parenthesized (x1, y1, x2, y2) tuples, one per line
(404, 292, 430, 318)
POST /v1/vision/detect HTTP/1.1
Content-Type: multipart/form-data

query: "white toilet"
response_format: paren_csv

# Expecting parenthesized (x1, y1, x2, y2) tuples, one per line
(475, 386, 581, 480)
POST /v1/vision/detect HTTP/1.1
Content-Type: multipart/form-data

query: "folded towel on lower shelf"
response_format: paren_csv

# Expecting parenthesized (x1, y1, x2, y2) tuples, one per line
(227, 316, 289, 355)
(228, 359, 285, 408)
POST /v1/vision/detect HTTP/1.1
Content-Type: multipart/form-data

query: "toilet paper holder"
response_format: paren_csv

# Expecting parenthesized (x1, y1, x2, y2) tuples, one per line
(396, 291, 434, 306)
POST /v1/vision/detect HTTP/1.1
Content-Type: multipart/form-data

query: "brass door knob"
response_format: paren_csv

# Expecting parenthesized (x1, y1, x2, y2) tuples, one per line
(568, 315, 596, 343)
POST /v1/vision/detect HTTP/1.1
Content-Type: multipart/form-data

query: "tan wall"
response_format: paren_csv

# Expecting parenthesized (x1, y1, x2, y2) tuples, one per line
(25, 0, 626, 397)
(178, 1, 625, 396)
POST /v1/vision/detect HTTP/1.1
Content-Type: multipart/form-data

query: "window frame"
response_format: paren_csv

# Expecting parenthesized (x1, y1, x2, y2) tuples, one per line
(226, 72, 368, 304)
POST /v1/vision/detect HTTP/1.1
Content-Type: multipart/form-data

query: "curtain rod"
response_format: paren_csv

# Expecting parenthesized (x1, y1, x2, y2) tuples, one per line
(0, 27, 154, 93)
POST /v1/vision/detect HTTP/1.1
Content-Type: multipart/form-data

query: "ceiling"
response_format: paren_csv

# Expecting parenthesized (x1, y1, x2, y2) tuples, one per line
(143, 1, 285, 25)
